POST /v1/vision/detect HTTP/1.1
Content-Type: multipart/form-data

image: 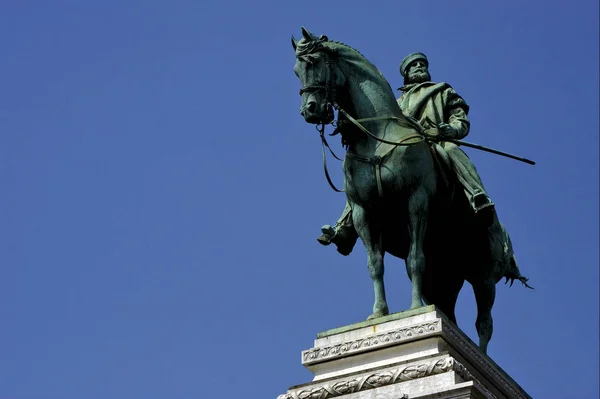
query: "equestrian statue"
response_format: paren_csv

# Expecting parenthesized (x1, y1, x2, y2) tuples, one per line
(291, 27, 532, 354)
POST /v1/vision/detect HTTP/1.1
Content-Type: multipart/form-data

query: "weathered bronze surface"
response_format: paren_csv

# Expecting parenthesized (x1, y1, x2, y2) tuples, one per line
(292, 27, 532, 354)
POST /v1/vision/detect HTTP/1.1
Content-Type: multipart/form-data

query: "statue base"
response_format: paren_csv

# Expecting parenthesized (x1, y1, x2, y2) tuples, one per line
(277, 306, 531, 399)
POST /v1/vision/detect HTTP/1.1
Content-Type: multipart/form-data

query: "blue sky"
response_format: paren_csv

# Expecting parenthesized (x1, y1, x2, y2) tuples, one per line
(1, 1, 598, 398)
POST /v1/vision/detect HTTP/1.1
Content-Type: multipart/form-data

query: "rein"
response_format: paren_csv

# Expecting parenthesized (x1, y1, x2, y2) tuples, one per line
(318, 109, 426, 196)
(317, 123, 345, 192)
(300, 52, 427, 195)
(298, 49, 536, 194)
(333, 105, 425, 146)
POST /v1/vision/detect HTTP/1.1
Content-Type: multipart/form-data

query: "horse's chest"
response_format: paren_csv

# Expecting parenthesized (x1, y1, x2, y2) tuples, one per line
(344, 158, 396, 204)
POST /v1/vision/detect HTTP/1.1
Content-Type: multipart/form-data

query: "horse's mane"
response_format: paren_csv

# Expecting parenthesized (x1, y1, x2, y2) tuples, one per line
(295, 35, 395, 99)
(294, 33, 402, 146)
(325, 40, 395, 94)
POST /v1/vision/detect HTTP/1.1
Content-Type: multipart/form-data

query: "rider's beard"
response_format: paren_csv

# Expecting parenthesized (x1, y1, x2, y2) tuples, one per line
(407, 71, 431, 84)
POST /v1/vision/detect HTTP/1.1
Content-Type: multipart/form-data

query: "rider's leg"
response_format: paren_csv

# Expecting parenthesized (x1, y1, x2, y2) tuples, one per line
(441, 142, 494, 215)
(317, 201, 359, 256)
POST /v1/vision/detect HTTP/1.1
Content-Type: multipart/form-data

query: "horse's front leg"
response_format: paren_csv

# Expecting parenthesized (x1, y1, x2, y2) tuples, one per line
(352, 204, 389, 320)
(407, 190, 429, 309)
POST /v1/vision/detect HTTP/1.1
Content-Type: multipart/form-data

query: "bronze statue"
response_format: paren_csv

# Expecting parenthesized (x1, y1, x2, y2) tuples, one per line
(292, 27, 531, 354)
(317, 52, 494, 255)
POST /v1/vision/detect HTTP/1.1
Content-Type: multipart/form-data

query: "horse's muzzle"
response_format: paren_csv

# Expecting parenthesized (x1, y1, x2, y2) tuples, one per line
(301, 102, 334, 124)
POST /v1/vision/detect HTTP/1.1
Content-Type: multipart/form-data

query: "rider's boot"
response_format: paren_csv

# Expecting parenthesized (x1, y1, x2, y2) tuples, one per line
(471, 190, 495, 226)
(317, 224, 359, 256)
(316, 202, 359, 255)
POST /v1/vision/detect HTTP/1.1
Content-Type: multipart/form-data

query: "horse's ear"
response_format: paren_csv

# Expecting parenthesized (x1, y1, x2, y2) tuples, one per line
(291, 35, 298, 51)
(301, 26, 314, 41)
(319, 35, 328, 42)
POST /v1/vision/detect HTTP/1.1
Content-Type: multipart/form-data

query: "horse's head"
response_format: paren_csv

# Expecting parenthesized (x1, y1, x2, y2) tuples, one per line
(292, 27, 346, 125)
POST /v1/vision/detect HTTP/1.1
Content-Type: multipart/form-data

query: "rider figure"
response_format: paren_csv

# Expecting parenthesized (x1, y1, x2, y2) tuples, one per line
(317, 52, 495, 255)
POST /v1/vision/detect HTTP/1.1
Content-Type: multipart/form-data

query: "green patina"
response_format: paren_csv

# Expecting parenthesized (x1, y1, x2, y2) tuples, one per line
(292, 27, 533, 354)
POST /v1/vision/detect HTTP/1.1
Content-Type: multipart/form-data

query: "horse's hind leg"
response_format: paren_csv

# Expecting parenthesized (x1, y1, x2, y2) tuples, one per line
(430, 276, 464, 325)
(352, 205, 389, 320)
(407, 190, 429, 309)
(473, 279, 496, 354)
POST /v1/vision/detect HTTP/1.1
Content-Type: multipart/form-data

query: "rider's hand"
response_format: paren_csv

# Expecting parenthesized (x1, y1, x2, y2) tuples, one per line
(438, 123, 458, 139)
(424, 126, 441, 139)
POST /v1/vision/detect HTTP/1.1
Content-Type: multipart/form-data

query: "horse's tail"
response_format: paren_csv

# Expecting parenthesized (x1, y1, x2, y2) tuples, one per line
(498, 223, 533, 289)
(503, 255, 534, 289)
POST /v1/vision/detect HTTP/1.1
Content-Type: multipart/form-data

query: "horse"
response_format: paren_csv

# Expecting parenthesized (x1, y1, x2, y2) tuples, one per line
(291, 27, 530, 354)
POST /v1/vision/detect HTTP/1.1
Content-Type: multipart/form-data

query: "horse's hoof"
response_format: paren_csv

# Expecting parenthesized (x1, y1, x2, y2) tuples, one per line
(367, 309, 389, 320)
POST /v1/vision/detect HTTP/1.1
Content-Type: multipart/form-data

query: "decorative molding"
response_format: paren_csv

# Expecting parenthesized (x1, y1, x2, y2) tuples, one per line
(284, 312, 530, 399)
(442, 322, 529, 399)
(277, 357, 453, 399)
(302, 320, 441, 365)
(452, 361, 497, 399)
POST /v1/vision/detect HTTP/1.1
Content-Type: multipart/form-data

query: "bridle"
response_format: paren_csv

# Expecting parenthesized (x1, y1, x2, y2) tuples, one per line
(298, 51, 427, 194)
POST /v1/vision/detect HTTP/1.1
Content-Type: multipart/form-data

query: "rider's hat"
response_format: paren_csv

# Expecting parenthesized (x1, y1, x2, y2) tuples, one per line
(400, 52, 428, 77)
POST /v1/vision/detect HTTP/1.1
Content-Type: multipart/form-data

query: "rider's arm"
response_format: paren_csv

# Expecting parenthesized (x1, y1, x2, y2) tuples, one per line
(445, 89, 470, 140)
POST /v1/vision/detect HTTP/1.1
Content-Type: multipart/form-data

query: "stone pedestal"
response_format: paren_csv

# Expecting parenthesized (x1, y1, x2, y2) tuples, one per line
(278, 306, 531, 399)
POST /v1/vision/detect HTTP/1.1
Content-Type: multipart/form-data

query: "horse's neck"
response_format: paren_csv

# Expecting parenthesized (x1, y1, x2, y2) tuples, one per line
(344, 77, 404, 153)
(350, 79, 400, 119)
